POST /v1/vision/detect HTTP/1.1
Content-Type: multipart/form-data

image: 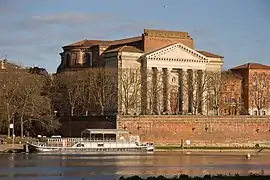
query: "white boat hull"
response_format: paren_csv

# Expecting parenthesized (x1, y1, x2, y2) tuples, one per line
(27, 143, 154, 153)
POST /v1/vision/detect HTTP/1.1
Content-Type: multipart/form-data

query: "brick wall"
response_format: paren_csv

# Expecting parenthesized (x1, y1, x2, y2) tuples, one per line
(143, 36, 194, 52)
(117, 115, 270, 147)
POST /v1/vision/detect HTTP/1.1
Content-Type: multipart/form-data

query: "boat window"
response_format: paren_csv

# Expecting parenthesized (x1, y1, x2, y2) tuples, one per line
(97, 143, 104, 147)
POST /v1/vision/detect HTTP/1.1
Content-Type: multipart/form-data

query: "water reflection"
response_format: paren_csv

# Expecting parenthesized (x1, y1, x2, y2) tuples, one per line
(0, 151, 269, 180)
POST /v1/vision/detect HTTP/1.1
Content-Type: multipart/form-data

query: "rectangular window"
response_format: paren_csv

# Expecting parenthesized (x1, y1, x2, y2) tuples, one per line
(254, 110, 258, 116)
(262, 111, 266, 115)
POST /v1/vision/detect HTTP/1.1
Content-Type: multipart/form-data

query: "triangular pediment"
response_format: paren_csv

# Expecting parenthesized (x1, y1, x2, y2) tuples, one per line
(144, 43, 208, 61)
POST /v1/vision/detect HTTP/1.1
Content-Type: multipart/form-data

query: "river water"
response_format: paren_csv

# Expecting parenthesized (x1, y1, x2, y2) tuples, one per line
(0, 151, 269, 180)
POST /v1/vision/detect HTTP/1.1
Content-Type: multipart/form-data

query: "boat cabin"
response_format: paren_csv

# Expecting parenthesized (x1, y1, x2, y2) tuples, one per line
(80, 129, 130, 142)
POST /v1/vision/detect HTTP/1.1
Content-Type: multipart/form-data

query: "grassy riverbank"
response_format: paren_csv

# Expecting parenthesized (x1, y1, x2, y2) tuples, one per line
(119, 174, 270, 180)
(155, 146, 270, 152)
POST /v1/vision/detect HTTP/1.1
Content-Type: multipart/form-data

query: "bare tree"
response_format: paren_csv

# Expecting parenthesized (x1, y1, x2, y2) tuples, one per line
(119, 68, 141, 115)
(0, 70, 21, 138)
(207, 71, 222, 115)
(251, 72, 269, 115)
(146, 68, 162, 114)
(182, 70, 211, 115)
(80, 70, 94, 116)
(218, 71, 243, 115)
(53, 71, 84, 117)
(0, 69, 59, 137)
(81, 68, 117, 115)
(16, 73, 59, 137)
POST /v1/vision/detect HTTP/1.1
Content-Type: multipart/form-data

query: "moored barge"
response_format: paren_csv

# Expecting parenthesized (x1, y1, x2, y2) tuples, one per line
(26, 129, 154, 153)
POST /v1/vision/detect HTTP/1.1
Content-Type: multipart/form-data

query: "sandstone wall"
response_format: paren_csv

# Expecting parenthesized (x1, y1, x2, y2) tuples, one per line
(117, 115, 270, 147)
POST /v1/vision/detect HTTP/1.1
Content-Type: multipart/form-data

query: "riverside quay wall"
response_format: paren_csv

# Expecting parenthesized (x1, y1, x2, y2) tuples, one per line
(117, 115, 270, 147)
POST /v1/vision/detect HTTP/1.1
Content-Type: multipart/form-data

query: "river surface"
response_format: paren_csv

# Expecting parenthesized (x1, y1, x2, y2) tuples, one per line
(0, 151, 269, 180)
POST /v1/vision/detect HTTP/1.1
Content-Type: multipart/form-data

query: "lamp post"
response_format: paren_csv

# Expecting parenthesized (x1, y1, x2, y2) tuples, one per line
(9, 118, 15, 149)
(54, 110, 58, 116)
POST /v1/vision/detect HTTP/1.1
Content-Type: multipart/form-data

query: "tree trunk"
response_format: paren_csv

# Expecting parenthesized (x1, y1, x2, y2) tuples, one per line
(21, 118, 24, 138)
(20, 106, 26, 138)
(7, 115, 10, 138)
(7, 125, 10, 138)
(125, 104, 128, 115)
(101, 105, 104, 115)
(71, 106, 74, 116)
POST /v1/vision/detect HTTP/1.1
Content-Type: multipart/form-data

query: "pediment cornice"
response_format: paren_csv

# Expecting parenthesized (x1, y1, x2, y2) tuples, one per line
(144, 43, 209, 63)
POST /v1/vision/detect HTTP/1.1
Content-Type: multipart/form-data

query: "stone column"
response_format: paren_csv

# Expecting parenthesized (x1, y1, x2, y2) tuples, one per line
(177, 69, 183, 114)
(147, 67, 154, 114)
(162, 68, 167, 114)
(156, 67, 164, 114)
(79, 50, 84, 64)
(182, 69, 188, 114)
(187, 69, 193, 114)
(140, 57, 148, 115)
(167, 68, 172, 114)
(196, 70, 203, 114)
(152, 67, 158, 114)
(201, 70, 208, 115)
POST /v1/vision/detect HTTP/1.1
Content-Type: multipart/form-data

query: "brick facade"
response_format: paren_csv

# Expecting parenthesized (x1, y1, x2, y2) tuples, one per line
(220, 71, 242, 115)
(143, 35, 194, 52)
(118, 115, 270, 147)
(231, 63, 270, 115)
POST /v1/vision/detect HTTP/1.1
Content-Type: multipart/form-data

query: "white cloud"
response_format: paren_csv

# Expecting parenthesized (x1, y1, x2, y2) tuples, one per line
(31, 12, 110, 25)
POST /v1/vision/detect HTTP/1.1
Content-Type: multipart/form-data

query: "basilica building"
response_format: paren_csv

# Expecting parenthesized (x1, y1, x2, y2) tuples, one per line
(57, 29, 224, 116)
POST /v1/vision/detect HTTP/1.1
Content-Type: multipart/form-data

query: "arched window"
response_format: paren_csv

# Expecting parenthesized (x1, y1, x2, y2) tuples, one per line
(66, 54, 71, 67)
(83, 53, 92, 66)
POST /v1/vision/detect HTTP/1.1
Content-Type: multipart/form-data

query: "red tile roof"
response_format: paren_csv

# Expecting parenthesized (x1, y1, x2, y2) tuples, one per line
(64, 39, 110, 47)
(231, 63, 270, 70)
(63, 36, 142, 48)
(197, 50, 224, 58)
(104, 45, 143, 53)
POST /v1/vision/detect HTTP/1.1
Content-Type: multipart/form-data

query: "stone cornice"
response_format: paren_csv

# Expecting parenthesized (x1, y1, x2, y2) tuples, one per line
(144, 29, 191, 39)
(147, 43, 207, 60)
(147, 57, 207, 64)
(144, 43, 208, 64)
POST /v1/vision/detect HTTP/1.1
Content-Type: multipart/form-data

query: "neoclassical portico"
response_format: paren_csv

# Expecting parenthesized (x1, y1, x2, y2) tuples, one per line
(137, 43, 223, 115)
(103, 42, 223, 115)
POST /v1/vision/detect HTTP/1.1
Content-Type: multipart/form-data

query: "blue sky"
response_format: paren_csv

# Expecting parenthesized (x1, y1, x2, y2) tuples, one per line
(0, 0, 269, 73)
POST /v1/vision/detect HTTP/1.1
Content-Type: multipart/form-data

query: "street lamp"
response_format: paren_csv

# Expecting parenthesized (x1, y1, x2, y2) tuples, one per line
(54, 110, 58, 116)
(9, 118, 15, 149)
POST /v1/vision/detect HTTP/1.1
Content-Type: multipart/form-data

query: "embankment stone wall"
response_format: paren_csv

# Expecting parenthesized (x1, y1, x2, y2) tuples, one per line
(117, 115, 270, 147)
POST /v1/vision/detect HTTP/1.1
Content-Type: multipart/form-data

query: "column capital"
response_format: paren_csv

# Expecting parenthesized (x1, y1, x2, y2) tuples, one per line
(182, 68, 188, 72)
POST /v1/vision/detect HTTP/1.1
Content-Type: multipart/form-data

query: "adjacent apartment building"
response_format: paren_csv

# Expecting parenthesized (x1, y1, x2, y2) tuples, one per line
(230, 63, 270, 115)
